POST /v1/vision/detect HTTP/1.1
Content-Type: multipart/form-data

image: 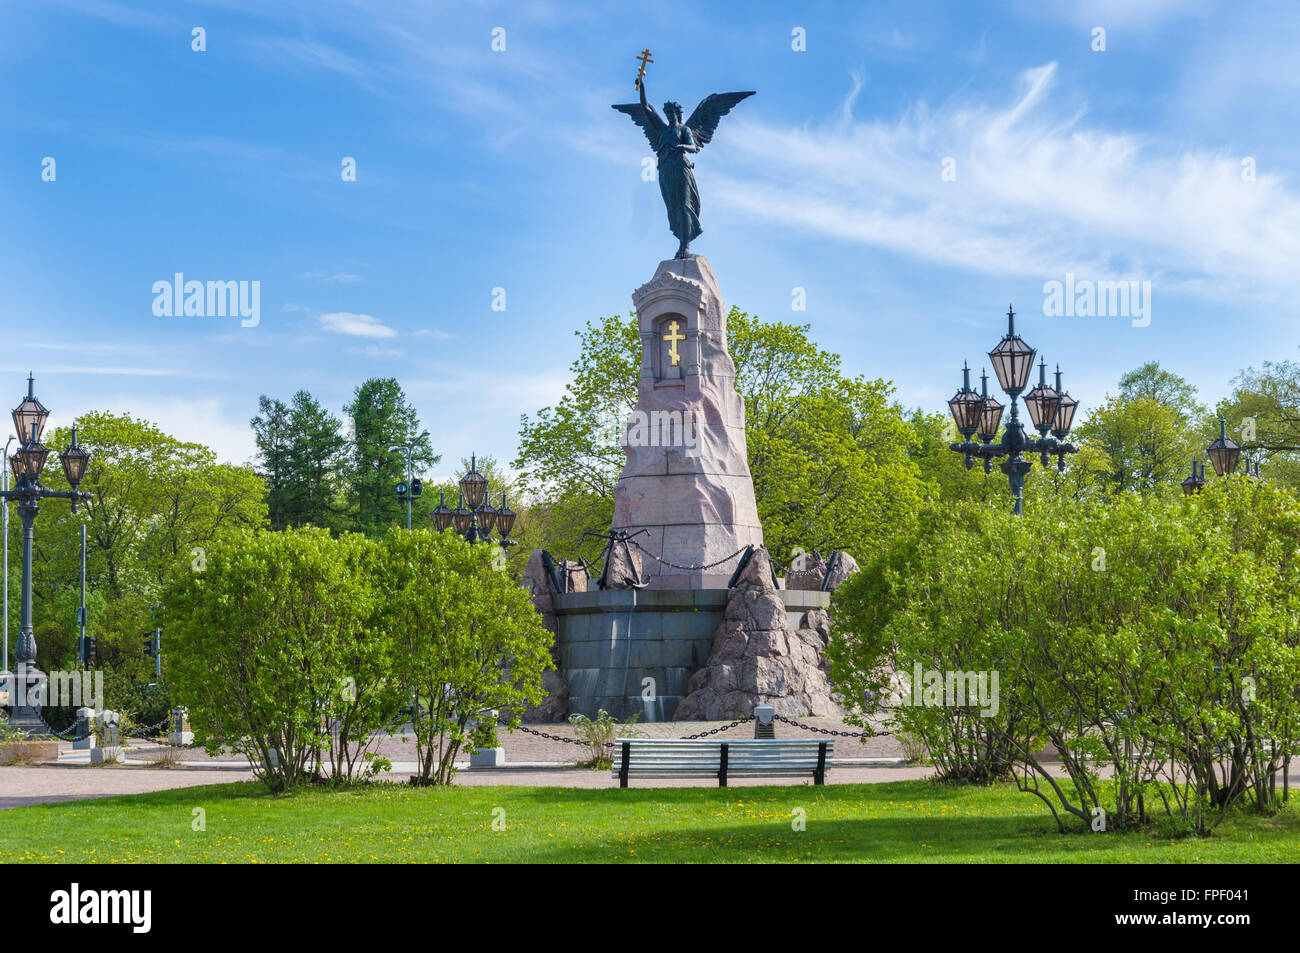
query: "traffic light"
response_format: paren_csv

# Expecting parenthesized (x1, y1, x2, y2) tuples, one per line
(409, 478, 422, 498)
(86, 637, 97, 664)
(142, 630, 159, 658)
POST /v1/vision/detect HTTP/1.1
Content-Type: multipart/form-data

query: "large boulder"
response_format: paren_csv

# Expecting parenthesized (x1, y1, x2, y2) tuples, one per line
(673, 546, 842, 720)
(822, 550, 860, 592)
(598, 535, 645, 589)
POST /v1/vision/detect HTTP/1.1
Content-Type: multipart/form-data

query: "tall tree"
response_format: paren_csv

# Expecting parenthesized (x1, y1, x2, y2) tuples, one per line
(32, 412, 267, 677)
(345, 378, 437, 535)
(251, 396, 291, 530)
(1218, 359, 1300, 489)
(284, 390, 348, 530)
(1071, 363, 1207, 494)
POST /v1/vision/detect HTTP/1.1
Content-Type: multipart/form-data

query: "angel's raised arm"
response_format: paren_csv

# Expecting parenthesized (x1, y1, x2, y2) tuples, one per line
(612, 82, 666, 151)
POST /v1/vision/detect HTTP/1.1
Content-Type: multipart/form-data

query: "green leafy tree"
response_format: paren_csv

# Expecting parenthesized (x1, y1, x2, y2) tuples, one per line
(378, 528, 553, 785)
(1071, 363, 1207, 494)
(904, 409, 1001, 504)
(1218, 360, 1300, 489)
(515, 313, 640, 561)
(285, 390, 349, 530)
(164, 527, 382, 791)
(516, 309, 927, 566)
(251, 396, 291, 530)
(345, 378, 438, 535)
(31, 413, 265, 689)
(830, 480, 1300, 834)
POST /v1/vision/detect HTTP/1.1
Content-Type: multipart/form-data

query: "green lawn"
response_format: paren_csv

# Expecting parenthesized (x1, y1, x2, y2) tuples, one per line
(2, 779, 1297, 863)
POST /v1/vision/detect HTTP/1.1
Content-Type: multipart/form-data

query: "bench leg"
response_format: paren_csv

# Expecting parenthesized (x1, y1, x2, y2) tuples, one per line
(814, 742, 827, 785)
(718, 743, 729, 788)
(619, 741, 630, 788)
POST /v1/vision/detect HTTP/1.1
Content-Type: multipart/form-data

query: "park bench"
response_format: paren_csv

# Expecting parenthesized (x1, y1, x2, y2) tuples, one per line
(612, 737, 832, 788)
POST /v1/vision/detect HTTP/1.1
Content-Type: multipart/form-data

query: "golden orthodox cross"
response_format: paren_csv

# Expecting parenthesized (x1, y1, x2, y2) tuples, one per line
(635, 49, 654, 89)
(663, 319, 686, 366)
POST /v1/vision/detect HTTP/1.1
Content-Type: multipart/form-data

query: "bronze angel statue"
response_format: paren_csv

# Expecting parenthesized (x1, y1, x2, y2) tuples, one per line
(613, 79, 755, 258)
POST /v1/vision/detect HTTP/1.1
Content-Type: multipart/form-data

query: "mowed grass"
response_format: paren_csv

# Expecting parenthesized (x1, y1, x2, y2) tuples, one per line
(1, 779, 1297, 863)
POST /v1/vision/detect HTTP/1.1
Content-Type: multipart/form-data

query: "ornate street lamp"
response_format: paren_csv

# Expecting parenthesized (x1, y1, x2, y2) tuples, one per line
(977, 371, 1004, 447)
(947, 307, 1079, 514)
(435, 454, 518, 548)
(1050, 366, 1079, 440)
(496, 493, 516, 539)
(1, 376, 93, 736)
(947, 362, 983, 444)
(1206, 418, 1241, 478)
(1181, 459, 1206, 496)
(431, 491, 453, 532)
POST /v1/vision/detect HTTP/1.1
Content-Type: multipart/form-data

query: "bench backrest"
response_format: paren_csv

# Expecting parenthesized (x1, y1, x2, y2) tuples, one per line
(611, 738, 833, 773)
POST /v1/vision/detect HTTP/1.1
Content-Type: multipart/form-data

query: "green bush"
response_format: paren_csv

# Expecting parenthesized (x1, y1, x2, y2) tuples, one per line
(830, 478, 1300, 834)
(163, 526, 554, 791)
(379, 527, 554, 785)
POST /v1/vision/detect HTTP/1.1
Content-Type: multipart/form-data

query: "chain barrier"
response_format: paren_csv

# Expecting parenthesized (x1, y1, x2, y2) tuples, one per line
(507, 715, 879, 747)
(505, 716, 757, 749)
(125, 716, 172, 739)
(33, 713, 181, 747)
(510, 722, 613, 750)
(772, 714, 879, 738)
(681, 717, 752, 738)
(627, 539, 748, 573)
(39, 716, 92, 742)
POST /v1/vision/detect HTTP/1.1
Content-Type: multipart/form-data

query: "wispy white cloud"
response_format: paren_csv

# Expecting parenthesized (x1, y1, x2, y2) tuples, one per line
(317, 311, 397, 338)
(713, 62, 1300, 301)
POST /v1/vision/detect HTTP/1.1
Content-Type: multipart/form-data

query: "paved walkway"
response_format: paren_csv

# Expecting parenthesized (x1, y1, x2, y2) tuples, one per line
(0, 717, 909, 807)
(0, 760, 935, 808)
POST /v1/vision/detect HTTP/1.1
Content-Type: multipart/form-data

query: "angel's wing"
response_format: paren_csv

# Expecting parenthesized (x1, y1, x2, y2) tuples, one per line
(685, 91, 755, 146)
(612, 102, 667, 150)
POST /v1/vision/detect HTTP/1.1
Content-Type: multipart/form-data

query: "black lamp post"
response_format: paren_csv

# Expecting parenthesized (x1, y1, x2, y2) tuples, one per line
(1181, 459, 1206, 495)
(1182, 421, 1260, 494)
(947, 307, 1079, 515)
(1, 376, 92, 736)
(431, 454, 518, 547)
(1206, 418, 1241, 478)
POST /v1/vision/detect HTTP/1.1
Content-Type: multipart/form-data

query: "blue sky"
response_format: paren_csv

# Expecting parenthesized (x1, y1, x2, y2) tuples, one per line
(3, 0, 1299, 478)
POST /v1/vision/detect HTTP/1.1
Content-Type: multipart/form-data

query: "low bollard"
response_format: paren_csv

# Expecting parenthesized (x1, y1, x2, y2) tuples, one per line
(469, 708, 505, 767)
(73, 706, 96, 750)
(753, 703, 775, 739)
(168, 707, 193, 746)
(90, 709, 123, 764)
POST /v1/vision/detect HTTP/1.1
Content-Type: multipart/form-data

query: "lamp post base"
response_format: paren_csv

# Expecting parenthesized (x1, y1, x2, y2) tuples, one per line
(6, 707, 51, 738)
(5, 663, 51, 737)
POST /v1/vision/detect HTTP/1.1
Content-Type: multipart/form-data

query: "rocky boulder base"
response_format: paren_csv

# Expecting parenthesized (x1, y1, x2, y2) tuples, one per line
(673, 546, 854, 720)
